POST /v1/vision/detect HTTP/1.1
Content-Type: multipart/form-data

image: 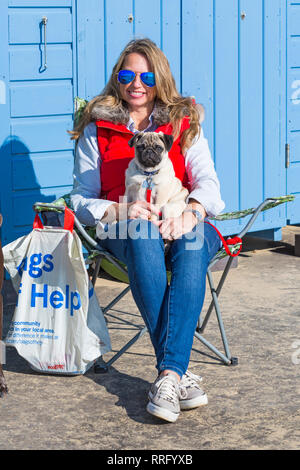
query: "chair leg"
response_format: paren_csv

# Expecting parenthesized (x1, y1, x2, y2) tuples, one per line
(94, 326, 148, 373)
(193, 330, 232, 365)
(198, 256, 234, 332)
(90, 254, 149, 373)
(194, 265, 238, 366)
(102, 285, 131, 315)
(91, 257, 102, 286)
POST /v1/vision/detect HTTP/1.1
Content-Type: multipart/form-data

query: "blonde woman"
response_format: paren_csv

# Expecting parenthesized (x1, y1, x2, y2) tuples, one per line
(70, 38, 225, 423)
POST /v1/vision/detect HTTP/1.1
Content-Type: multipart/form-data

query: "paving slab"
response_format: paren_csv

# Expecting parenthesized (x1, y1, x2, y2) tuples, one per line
(1, 227, 300, 450)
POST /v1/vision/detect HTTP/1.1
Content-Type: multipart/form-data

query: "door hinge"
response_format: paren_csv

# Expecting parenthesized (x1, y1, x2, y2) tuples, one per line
(285, 143, 290, 168)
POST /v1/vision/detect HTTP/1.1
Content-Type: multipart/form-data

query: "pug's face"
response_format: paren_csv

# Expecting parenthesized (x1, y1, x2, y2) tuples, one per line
(128, 132, 173, 170)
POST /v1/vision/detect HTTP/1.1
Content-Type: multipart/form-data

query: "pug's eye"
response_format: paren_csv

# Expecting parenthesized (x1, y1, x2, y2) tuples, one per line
(155, 145, 163, 152)
(136, 144, 144, 151)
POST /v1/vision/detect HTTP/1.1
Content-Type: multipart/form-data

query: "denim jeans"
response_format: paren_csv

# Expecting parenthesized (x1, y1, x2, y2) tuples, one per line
(98, 219, 221, 378)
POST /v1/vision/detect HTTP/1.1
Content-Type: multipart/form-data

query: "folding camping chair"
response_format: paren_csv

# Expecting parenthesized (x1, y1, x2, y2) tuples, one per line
(33, 195, 294, 372)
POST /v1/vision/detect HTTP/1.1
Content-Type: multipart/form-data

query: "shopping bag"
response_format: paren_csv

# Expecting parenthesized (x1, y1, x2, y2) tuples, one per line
(3, 208, 111, 375)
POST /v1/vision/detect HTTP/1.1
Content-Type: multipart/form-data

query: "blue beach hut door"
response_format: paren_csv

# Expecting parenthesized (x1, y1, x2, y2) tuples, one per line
(0, 0, 76, 245)
(286, 1, 300, 223)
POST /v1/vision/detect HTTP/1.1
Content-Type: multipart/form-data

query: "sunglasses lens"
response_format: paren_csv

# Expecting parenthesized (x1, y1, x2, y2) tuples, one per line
(118, 70, 135, 84)
(141, 72, 156, 87)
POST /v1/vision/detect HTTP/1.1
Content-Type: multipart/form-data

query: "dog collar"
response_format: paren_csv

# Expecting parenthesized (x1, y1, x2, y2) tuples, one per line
(141, 169, 160, 176)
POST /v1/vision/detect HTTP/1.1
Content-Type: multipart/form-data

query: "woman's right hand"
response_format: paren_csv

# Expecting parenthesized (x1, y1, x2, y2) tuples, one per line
(101, 201, 160, 224)
(127, 200, 160, 221)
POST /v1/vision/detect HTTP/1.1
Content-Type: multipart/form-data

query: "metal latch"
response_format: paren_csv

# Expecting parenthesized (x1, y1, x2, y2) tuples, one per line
(42, 16, 48, 70)
(285, 143, 290, 168)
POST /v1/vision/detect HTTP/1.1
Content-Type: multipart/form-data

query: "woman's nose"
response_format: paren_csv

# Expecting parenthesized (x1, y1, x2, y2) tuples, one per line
(132, 73, 142, 87)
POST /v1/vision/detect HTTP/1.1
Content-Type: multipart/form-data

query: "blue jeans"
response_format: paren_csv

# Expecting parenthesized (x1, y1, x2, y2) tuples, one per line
(98, 219, 221, 378)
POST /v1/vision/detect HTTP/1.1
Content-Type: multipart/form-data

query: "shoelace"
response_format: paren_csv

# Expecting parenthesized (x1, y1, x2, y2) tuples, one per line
(156, 375, 187, 403)
(180, 370, 203, 390)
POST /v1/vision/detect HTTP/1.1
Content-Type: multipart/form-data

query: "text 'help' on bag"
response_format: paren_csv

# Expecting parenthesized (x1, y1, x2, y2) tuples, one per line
(2, 208, 111, 375)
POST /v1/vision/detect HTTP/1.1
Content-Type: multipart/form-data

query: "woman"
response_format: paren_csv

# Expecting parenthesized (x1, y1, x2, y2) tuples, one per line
(70, 38, 225, 423)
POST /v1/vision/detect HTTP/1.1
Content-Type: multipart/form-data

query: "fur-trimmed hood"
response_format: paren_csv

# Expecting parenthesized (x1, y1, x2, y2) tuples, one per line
(90, 99, 205, 126)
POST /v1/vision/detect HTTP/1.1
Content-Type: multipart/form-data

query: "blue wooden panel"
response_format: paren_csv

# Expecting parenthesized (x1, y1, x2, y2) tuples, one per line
(105, 0, 134, 81)
(288, 100, 300, 131)
(9, 8, 72, 44)
(287, 163, 300, 193)
(76, 0, 105, 100)
(11, 116, 74, 153)
(288, 71, 300, 101)
(239, 0, 263, 212)
(181, 0, 214, 152)
(12, 186, 72, 228)
(287, 195, 300, 223)
(134, 0, 161, 45)
(12, 152, 73, 190)
(290, 37, 300, 67)
(161, 0, 181, 91)
(290, 131, 300, 162)
(288, 2, 300, 36)
(9, 0, 71, 6)
(287, 2, 300, 223)
(213, 0, 239, 229)
(0, 1, 12, 243)
(288, 68, 300, 128)
(1, 0, 76, 248)
(10, 81, 73, 117)
(263, 0, 286, 225)
(10, 45, 73, 80)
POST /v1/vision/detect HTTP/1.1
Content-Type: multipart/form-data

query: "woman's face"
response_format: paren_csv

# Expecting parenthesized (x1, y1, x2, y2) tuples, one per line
(118, 52, 157, 113)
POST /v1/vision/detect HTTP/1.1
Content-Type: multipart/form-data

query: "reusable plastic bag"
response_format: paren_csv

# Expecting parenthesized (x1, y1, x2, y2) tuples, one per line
(3, 209, 111, 374)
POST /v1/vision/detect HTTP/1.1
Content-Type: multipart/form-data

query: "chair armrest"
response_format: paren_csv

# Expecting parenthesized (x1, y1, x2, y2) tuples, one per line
(236, 196, 294, 238)
(210, 195, 294, 223)
(33, 198, 105, 254)
(208, 195, 295, 265)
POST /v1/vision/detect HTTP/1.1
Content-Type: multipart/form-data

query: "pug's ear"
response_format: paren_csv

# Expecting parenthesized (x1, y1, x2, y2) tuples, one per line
(128, 132, 144, 148)
(160, 133, 174, 152)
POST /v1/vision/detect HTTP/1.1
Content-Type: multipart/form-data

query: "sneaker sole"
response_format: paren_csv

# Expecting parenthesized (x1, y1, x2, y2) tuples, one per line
(179, 394, 208, 410)
(146, 401, 179, 423)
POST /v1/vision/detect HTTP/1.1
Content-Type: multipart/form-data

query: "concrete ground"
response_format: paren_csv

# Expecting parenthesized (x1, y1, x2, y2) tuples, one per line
(1, 226, 300, 450)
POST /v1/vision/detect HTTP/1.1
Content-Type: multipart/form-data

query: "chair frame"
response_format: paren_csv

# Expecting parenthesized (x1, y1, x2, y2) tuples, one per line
(33, 196, 293, 372)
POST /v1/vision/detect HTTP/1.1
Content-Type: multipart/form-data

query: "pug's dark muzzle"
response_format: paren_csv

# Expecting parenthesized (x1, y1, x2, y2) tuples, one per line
(138, 148, 162, 168)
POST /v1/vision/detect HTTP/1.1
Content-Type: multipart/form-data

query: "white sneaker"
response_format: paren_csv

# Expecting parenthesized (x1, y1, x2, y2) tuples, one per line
(147, 374, 187, 423)
(179, 370, 208, 410)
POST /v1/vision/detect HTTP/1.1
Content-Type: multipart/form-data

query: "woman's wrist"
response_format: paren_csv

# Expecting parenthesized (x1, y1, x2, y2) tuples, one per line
(101, 203, 123, 224)
(185, 199, 207, 222)
(183, 209, 202, 225)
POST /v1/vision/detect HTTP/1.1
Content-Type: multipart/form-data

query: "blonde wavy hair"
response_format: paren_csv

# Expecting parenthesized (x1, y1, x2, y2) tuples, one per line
(70, 38, 203, 153)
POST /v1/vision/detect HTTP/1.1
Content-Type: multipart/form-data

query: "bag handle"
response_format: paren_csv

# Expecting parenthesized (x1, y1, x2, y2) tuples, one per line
(33, 207, 75, 233)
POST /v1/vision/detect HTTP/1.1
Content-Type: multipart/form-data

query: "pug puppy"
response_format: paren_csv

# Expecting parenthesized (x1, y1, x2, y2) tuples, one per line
(125, 132, 189, 221)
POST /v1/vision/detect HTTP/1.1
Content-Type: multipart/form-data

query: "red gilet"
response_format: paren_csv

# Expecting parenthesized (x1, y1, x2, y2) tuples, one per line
(95, 117, 190, 202)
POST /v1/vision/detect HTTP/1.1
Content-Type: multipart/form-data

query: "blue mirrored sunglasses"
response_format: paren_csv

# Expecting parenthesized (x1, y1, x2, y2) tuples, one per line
(117, 70, 156, 87)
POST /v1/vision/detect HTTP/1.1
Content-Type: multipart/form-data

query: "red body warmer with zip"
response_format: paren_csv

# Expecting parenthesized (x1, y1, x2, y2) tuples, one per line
(95, 117, 191, 202)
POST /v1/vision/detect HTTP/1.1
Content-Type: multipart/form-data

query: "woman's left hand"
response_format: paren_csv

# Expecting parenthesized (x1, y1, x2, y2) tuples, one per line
(152, 211, 199, 240)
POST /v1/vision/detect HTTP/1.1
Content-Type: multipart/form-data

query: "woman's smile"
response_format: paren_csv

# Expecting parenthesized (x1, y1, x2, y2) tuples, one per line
(119, 52, 156, 112)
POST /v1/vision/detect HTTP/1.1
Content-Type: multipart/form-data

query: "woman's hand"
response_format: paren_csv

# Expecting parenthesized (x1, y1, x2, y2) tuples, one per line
(152, 202, 207, 240)
(127, 200, 161, 221)
(152, 211, 198, 240)
(101, 200, 160, 223)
